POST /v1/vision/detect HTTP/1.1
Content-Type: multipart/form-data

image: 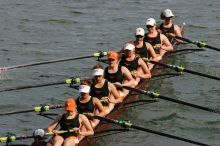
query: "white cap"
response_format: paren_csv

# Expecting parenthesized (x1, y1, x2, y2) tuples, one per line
(33, 129, 45, 138)
(135, 28, 145, 36)
(93, 68, 104, 76)
(163, 9, 174, 17)
(146, 18, 156, 26)
(79, 85, 90, 93)
(124, 43, 135, 51)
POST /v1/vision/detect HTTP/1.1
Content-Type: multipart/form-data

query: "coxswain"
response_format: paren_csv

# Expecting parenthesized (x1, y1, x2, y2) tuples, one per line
(104, 51, 135, 98)
(47, 98, 94, 146)
(158, 9, 183, 43)
(90, 63, 123, 114)
(144, 18, 173, 57)
(30, 129, 52, 146)
(120, 43, 151, 84)
(134, 27, 161, 70)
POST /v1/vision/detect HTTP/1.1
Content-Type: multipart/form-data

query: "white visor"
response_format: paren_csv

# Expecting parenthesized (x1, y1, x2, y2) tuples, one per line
(124, 43, 135, 51)
(146, 18, 156, 26)
(93, 68, 104, 76)
(136, 27, 145, 36)
(163, 9, 174, 17)
(79, 85, 90, 93)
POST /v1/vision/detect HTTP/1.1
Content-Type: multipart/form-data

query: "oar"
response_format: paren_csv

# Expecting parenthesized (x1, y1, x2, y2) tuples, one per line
(169, 35, 220, 52)
(0, 129, 76, 143)
(143, 58, 220, 81)
(122, 86, 220, 114)
(171, 48, 205, 54)
(0, 104, 64, 116)
(0, 51, 107, 70)
(0, 77, 82, 93)
(92, 115, 210, 146)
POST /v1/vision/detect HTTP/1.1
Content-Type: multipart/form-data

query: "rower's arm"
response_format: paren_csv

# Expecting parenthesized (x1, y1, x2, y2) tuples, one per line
(174, 25, 184, 43)
(174, 25, 182, 37)
(108, 82, 123, 103)
(146, 42, 158, 59)
(47, 115, 62, 132)
(79, 114, 94, 136)
(137, 58, 151, 79)
(93, 97, 106, 116)
(121, 66, 135, 87)
(161, 34, 174, 51)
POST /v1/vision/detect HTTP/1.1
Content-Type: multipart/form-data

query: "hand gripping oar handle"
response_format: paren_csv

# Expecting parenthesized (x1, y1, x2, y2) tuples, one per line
(93, 116, 210, 146)
(122, 86, 220, 114)
(144, 58, 220, 81)
(3, 51, 107, 70)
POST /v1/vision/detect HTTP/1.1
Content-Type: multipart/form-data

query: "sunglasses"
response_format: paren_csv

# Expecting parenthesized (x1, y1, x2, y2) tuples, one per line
(94, 75, 102, 78)
(165, 17, 173, 19)
(136, 35, 144, 38)
(108, 59, 115, 62)
(146, 25, 154, 29)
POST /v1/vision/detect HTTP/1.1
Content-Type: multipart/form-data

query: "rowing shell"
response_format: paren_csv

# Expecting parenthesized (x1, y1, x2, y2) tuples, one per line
(77, 52, 172, 146)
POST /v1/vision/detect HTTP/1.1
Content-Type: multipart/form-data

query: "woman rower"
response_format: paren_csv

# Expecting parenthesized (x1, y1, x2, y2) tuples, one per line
(144, 18, 173, 57)
(120, 43, 151, 84)
(158, 9, 183, 43)
(104, 51, 135, 98)
(134, 27, 161, 70)
(90, 63, 123, 114)
(47, 98, 94, 146)
(76, 79, 106, 128)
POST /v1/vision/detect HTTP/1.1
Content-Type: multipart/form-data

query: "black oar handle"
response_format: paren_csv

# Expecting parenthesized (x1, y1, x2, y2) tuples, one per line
(122, 86, 220, 115)
(0, 104, 64, 116)
(131, 125, 210, 146)
(158, 95, 220, 114)
(0, 81, 65, 93)
(93, 116, 210, 146)
(174, 36, 220, 52)
(146, 60, 220, 81)
(205, 44, 220, 51)
(184, 68, 220, 81)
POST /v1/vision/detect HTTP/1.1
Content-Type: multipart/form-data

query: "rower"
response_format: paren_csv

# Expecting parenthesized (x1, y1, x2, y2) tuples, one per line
(120, 43, 151, 84)
(158, 9, 183, 43)
(76, 80, 106, 128)
(30, 129, 52, 146)
(47, 98, 94, 146)
(134, 27, 161, 70)
(104, 51, 135, 98)
(144, 18, 173, 57)
(90, 63, 123, 114)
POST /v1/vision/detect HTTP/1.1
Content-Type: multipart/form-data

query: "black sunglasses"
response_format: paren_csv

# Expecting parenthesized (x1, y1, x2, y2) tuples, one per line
(136, 35, 143, 38)
(146, 25, 154, 29)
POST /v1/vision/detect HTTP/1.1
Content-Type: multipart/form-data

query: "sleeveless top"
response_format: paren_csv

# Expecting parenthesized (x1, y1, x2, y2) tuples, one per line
(120, 54, 139, 72)
(159, 23, 174, 41)
(76, 96, 94, 114)
(135, 41, 149, 58)
(90, 80, 109, 100)
(104, 66, 124, 84)
(59, 113, 80, 130)
(144, 32, 161, 54)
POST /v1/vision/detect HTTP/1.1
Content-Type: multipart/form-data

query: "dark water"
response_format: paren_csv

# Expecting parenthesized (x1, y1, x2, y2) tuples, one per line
(0, 0, 219, 146)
